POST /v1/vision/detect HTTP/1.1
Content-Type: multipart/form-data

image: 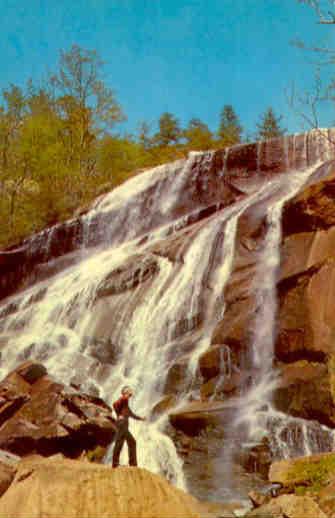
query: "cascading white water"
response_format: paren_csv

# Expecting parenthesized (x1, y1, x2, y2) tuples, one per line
(0, 158, 239, 483)
(236, 160, 335, 459)
(1, 133, 335, 501)
(0, 153, 283, 489)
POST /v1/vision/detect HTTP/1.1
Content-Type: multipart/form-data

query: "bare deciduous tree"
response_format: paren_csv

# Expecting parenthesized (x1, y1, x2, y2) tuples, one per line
(298, 0, 335, 23)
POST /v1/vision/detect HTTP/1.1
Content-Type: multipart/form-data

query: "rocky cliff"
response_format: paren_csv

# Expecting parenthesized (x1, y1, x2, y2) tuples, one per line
(0, 129, 335, 503)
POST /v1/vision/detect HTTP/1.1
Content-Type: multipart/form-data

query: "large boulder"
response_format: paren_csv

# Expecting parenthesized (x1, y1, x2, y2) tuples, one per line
(0, 456, 201, 518)
(0, 361, 116, 457)
(0, 449, 20, 498)
(273, 361, 335, 427)
(279, 227, 335, 282)
(282, 166, 335, 236)
(276, 258, 335, 361)
(277, 167, 335, 363)
(198, 344, 234, 382)
(169, 400, 233, 436)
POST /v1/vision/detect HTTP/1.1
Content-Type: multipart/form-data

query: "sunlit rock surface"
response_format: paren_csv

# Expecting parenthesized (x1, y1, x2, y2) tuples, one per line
(0, 362, 115, 457)
(1, 130, 335, 502)
(0, 457, 201, 518)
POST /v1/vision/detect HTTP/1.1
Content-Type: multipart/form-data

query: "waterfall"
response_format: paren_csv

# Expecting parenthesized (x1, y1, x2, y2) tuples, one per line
(0, 154, 282, 488)
(235, 162, 335, 458)
(1, 133, 335, 500)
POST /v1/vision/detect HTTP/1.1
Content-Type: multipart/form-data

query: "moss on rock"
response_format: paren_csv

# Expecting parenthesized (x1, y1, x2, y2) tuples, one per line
(270, 453, 335, 493)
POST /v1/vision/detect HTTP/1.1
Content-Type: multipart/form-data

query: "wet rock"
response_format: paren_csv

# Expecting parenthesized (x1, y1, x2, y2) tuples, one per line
(280, 227, 335, 282)
(16, 361, 47, 384)
(151, 395, 177, 418)
(164, 356, 191, 395)
(282, 166, 335, 236)
(0, 457, 202, 518)
(1, 131, 330, 306)
(169, 400, 231, 436)
(95, 254, 159, 298)
(0, 362, 116, 457)
(199, 344, 231, 381)
(200, 371, 246, 400)
(0, 219, 83, 301)
(248, 490, 271, 507)
(273, 361, 335, 427)
(211, 296, 255, 358)
(276, 258, 335, 361)
(240, 439, 273, 478)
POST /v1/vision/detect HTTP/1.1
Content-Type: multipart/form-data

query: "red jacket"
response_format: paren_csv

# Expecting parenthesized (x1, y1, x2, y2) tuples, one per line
(113, 396, 142, 420)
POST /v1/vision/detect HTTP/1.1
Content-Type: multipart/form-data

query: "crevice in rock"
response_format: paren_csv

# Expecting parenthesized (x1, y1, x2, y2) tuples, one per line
(3, 423, 115, 458)
(0, 397, 29, 428)
(277, 261, 326, 296)
(274, 345, 327, 364)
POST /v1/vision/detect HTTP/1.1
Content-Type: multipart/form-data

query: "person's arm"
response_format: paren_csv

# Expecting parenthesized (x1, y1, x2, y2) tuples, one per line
(128, 405, 145, 421)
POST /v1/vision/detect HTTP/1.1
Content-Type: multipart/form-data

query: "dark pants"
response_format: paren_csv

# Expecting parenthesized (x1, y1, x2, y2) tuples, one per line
(112, 418, 137, 467)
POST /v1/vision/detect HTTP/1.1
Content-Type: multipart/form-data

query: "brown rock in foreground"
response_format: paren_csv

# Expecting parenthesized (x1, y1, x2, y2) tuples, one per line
(0, 449, 20, 498)
(0, 361, 116, 457)
(0, 456, 201, 518)
(318, 480, 335, 517)
(246, 494, 327, 518)
(269, 452, 335, 488)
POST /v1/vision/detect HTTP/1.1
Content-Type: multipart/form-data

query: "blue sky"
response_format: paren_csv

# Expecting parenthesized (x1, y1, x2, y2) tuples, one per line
(1, 0, 335, 138)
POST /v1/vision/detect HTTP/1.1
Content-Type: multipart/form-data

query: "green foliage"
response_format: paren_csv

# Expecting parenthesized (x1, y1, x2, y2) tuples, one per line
(183, 118, 214, 150)
(155, 112, 181, 146)
(0, 45, 255, 249)
(50, 44, 124, 131)
(86, 445, 107, 463)
(256, 107, 286, 140)
(294, 485, 308, 496)
(287, 455, 335, 493)
(218, 104, 243, 146)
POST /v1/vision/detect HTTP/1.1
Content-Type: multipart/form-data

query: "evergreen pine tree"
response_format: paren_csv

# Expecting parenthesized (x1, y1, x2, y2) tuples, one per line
(256, 107, 286, 140)
(218, 105, 242, 145)
(183, 118, 213, 150)
(155, 112, 181, 146)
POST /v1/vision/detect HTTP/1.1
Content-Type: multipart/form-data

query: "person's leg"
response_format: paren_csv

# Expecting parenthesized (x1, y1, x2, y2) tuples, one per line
(125, 430, 137, 466)
(112, 422, 126, 467)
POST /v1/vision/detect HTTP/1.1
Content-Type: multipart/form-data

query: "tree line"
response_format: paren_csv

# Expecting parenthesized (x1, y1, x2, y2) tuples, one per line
(0, 45, 285, 248)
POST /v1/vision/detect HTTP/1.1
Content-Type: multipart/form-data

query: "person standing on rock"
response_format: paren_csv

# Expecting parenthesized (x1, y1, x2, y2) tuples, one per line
(112, 386, 145, 468)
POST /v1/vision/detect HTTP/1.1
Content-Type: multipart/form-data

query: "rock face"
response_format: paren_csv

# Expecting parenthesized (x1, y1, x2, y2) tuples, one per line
(273, 361, 335, 427)
(255, 454, 335, 518)
(0, 131, 331, 303)
(0, 362, 116, 457)
(246, 494, 327, 518)
(269, 453, 335, 489)
(0, 450, 20, 498)
(169, 401, 234, 436)
(2, 130, 335, 499)
(0, 456, 201, 518)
